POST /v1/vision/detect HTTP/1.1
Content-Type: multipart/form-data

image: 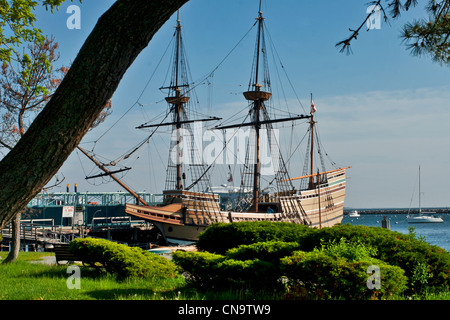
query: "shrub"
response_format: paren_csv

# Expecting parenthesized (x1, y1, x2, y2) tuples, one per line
(184, 222, 450, 296)
(173, 250, 280, 291)
(70, 238, 178, 279)
(281, 239, 408, 300)
(216, 258, 279, 289)
(226, 240, 301, 263)
(317, 237, 378, 261)
(298, 224, 450, 292)
(172, 251, 226, 289)
(197, 221, 312, 254)
(174, 241, 302, 291)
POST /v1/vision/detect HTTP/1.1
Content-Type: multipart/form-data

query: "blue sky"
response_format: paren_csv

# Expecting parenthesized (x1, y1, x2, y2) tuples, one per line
(33, 1, 449, 208)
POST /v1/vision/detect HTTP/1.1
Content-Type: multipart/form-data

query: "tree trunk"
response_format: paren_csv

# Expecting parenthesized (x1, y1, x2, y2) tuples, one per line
(2, 214, 20, 263)
(4, 110, 27, 263)
(0, 0, 188, 229)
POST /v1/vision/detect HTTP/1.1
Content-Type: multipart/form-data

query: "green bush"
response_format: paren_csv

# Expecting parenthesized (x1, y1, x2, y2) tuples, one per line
(70, 238, 178, 279)
(179, 222, 450, 297)
(226, 240, 301, 263)
(281, 250, 407, 300)
(174, 241, 302, 291)
(216, 258, 279, 289)
(173, 250, 280, 290)
(198, 222, 450, 293)
(298, 224, 450, 292)
(281, 239, 407, 299)
(172, 251, 226, 289)
(197, 221, 312, 254)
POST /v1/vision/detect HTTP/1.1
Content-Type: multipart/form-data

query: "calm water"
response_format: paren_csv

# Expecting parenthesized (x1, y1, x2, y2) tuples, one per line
(342, 213, 450, 252)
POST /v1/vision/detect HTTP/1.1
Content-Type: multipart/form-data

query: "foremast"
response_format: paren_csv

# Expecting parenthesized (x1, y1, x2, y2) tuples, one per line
(138, 12, 220, 194)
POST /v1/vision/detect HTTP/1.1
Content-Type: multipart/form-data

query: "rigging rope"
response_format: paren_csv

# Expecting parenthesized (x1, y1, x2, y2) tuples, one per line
(185, 112, 251, 191)
(184, 20, 258, 97)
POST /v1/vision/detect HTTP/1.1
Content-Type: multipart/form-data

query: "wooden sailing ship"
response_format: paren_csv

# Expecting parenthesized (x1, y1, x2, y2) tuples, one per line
(122, 4, 350, 241)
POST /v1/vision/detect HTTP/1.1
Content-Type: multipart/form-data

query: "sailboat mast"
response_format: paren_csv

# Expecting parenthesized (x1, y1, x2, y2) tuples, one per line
(419, 165, 421, 215)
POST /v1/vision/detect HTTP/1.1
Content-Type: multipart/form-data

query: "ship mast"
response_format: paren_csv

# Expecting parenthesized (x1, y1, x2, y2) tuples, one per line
(246, 2, 266, 212)
(216, 1, 310, 212)
(171, 12, 185, 190)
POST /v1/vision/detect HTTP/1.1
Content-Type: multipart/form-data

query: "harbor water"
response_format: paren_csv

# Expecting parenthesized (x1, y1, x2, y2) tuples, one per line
(342, 212, 450, 252)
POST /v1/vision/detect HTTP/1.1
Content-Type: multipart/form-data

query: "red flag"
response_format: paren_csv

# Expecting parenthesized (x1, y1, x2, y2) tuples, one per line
(311, 99, 317, 114)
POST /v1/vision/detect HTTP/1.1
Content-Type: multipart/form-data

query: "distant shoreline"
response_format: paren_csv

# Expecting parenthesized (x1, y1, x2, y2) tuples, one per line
(344, 208, 450, 215)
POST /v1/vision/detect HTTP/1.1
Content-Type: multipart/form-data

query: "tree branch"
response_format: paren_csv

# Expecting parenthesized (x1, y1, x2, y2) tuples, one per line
(336, 0, 419, 54)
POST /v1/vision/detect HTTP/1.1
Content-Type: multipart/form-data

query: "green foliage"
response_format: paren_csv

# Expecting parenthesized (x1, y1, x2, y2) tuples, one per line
(172, 251, 225, 289)
(181, 222, 450, 298)
(316, 237, 378, 262)
(298, 224, 450, 292)
(226, 240, 301, 263)
(281, 239, 408, 300)
(197, 221, 312, 254)
(401, 0, 450, 66)
(173, 250, 280, 291)
(70, 238, 178, 280)
(0, 0, 82, 61)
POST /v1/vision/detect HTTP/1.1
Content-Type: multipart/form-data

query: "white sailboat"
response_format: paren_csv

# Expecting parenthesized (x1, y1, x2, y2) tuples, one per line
(407, 166, 444, 223)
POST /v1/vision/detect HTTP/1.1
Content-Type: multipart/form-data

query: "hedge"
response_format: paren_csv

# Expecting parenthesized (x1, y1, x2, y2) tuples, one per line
(280, 238, 408, 299)
(70, 238, 178, 279)
(173, 250, 280, 290)
(175, 236, 409, 298)
(298, 224, 450, 292)
(226, 240, 301, 263)
(172, 251, 225, 289)
(195, 222, 450, 292)
(197, 221, 312, 254)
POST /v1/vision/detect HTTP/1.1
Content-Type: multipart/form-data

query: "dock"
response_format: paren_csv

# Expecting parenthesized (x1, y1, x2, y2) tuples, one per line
(0, 219, 86, 251)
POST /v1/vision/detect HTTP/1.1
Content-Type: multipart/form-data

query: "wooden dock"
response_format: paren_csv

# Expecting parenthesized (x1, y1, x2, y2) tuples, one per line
(0, 219, 87, 251)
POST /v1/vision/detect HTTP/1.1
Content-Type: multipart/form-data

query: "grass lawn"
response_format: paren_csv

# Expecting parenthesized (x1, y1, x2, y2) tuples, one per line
(0, 252, 272, 300)
(0, 252, 189, 300)
(0, 252, 449, 300)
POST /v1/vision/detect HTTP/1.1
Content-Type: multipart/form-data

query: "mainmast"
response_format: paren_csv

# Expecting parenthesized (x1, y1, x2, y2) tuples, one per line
(168, 13, 186, 191)
(242, 3, 271, 212)
(216, 2, 310, 212)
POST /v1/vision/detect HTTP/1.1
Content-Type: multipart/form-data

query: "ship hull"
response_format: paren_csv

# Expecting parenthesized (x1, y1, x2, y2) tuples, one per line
(125, 169, 347, 241)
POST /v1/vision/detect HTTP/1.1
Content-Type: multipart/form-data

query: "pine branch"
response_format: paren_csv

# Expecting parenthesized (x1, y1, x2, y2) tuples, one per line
(401, 0, 450, 66)
(336, 0, 419, 54)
